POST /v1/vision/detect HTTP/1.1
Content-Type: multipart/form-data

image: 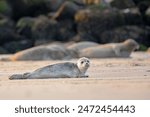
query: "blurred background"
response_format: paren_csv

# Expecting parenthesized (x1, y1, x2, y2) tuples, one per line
(0, 0, 150, 54)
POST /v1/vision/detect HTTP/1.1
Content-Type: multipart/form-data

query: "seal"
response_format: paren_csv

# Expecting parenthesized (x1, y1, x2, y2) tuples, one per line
(1, 44, 78, 61)
(67, 41, 99, 51)
(79, 39, 139, 58)
(9, 57, 90, 80)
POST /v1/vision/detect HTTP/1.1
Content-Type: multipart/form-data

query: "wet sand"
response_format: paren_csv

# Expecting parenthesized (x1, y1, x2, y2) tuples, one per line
(0, 52, 150, 99)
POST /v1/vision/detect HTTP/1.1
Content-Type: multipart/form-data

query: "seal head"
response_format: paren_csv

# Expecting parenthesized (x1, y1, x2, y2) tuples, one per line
(77, 57, 90, 77)
(123, 39, 139, 51)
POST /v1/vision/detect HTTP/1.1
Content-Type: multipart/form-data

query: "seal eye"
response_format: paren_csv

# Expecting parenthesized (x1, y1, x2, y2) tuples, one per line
(81, 61, 84, 64)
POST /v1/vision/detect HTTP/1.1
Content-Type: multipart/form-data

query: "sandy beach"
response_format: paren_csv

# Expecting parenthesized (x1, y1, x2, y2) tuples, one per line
(0, 52, 150, 100)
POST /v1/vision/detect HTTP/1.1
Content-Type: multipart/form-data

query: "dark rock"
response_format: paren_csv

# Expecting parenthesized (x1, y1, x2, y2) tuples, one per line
(0, 27, 15, 44)
(56, 20, 76, 41)
(16, 16, 58, 43)
(16, 17, 35, 39)
(0, 46, 8, 54)
(0, 17, 14, 27)
(0, 17, 33, 53)
(31, 16, 58, 42)
(76, 8, 125, 43)
(73, 0, 101, 5)
(145, 7, 150, 25)
(0, 0, 12, 17)
(133, 0, 150, 4)
(6, 0, 52, 20)
(110, 0, 136, 9)
(136, 1, 150, 14)
(75, 7, 145, 43)
(100, 26, 150, 46)
(0, 18, 20, 45)
(34, 40, 54, 46)
(17, 15, 76, 44)
(49, 1, 82, 20)
(49, 0, 65, 12)
(121, 8, 143, 25)
(3, 39, 33, 53)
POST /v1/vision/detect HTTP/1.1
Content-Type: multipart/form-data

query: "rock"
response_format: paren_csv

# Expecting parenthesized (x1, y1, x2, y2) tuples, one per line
(145, 7, 150, 25)
(0, 0, 12, 17)
(31, 16, 58, 42)
(16, 16, 58, 42)
(74, 0, 101, 5)
(49, 1, 81, 20)
(75, 7, 147, 43)
(75, 9, 92, 23)
(3, 39, 33, 53)
(7, 0, 52, 20)
(56, 20, 76, 41)
(121, 8, 143, 25)
(16, 17, 35, 39)
(17, 15, 76, 44)
(48, 0, 103, 15)
(0, 17, 14, 27)
(76, 8, 125, 42)
(136, 1, 150, 14)
(0, 18, 20, 45)
(110, 0, 136, 9)
(133, 0, 150, 4)
(100, 26, 150, 46)
(49, 0, 65, 11)
(0, 21, 20, 44)
(34, 40, 54, 46)
(0, 17, 33, 53)
(0, 47, 8, 54)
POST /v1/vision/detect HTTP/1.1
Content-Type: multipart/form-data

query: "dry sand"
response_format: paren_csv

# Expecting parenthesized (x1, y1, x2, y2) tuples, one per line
(0, 52, 150, 100)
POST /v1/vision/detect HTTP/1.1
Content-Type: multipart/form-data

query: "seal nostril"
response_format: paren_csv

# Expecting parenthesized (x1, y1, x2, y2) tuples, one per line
(86, 62, 89, 66)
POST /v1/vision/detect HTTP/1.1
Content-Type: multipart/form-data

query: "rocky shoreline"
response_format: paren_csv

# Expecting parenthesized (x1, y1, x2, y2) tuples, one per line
(0, 0, 150, 54)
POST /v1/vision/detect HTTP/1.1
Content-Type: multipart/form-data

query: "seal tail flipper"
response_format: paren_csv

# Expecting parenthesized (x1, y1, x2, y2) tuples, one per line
(9, 74, 23, 80)
(9, 73, 30, 80)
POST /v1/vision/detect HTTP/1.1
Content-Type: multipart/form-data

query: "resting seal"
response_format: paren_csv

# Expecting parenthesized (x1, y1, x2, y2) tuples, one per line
(67, 41, 99, 51)
(79, 39, 139, 58)
(2, 44, 78, 61)
(9, 57, 90, 80)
